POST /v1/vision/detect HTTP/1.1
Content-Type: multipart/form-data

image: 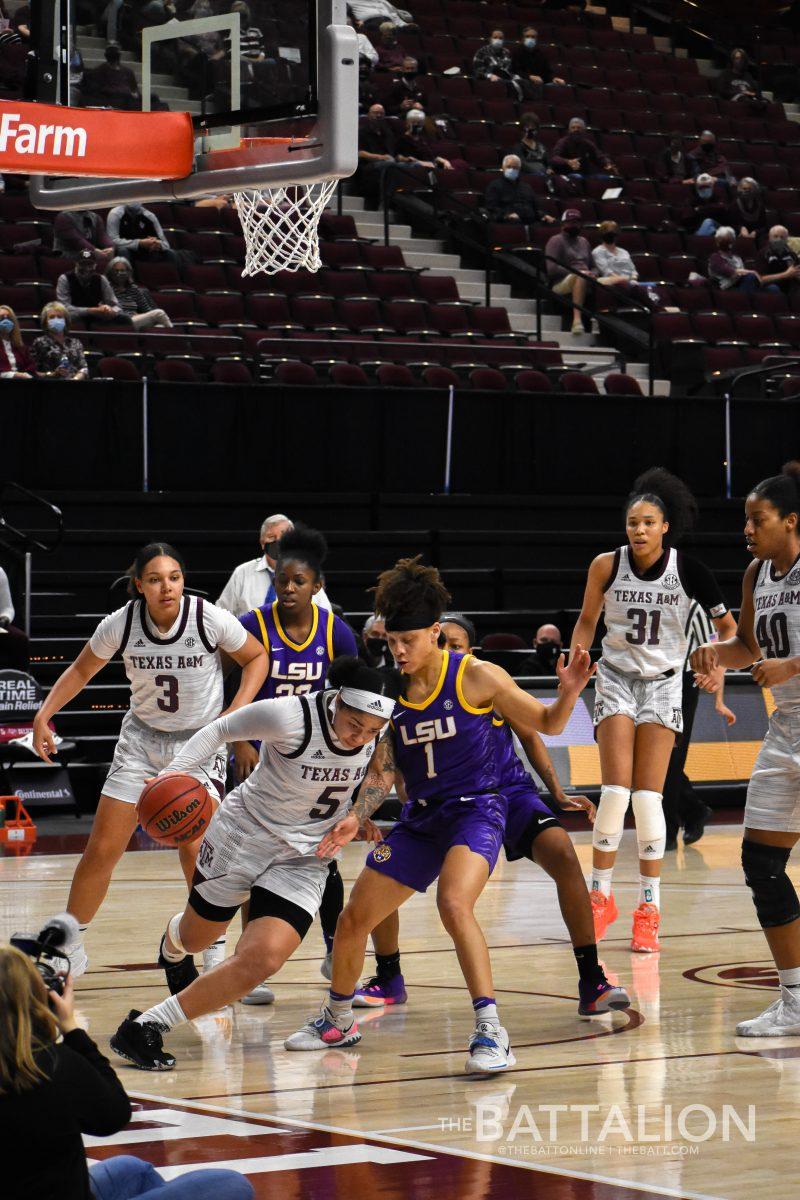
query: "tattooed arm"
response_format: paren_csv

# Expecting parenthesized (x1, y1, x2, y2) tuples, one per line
(315, 730, 398, 858)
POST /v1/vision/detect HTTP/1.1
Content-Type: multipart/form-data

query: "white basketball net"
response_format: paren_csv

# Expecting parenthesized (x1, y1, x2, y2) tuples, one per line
(234, 179, 338, 275)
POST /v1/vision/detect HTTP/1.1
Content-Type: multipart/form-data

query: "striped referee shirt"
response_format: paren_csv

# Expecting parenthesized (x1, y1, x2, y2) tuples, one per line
(683, 600, 716, 672)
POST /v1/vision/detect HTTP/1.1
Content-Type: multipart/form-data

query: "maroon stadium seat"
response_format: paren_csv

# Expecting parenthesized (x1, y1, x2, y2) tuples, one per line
(514, 369, 551, 392)
(211, 359, 254, 384)
(274, 361, 318, 385)
(97, 356, 142, 381)
(155, 359, 202, 383)
(422, 365, 460, 389)
(560, 371, 599, 393)
(482, 633, 526, 650)
(470, 367, 507, 390)
(330, 363, 369, 387)
(604, 372, 643, 395)
(376, 363, 417, 388)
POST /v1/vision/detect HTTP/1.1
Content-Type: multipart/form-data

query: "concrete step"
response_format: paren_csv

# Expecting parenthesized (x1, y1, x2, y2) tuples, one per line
(424, 264, 483, 281)
(403, 251, 461, 270)
(354, 219, 411, 240)
(457, 281, 511, 300)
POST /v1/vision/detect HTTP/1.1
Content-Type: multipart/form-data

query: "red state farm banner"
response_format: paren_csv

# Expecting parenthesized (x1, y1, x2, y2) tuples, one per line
(0, 101, 194, 178)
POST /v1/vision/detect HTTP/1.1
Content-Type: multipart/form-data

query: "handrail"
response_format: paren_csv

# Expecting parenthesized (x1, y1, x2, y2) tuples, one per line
(377, 161, 654, 389)
(0, 481, 63, 555)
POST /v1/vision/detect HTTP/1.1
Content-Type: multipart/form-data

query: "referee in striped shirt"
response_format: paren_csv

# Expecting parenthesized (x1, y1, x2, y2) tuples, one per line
(664, 601, 736, 849)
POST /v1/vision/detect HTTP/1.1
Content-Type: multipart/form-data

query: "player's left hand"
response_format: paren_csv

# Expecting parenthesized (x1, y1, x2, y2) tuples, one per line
(715, 700, 737, 726)
(316, 813, 360, 858)
(751, 658, 798, 688)
(556, 645, 596, 695)
(355, 818, 384, 844)
(557, 793, 596, 822)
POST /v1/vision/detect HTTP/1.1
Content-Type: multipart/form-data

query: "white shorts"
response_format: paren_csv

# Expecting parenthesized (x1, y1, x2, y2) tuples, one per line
(745, 711, 800, 832)
(593, 661, 684, 734)
(102, 710, 227, 806)
(191, 794, 329, 922)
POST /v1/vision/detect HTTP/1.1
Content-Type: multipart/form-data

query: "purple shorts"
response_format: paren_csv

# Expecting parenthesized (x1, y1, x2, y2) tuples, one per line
(503, 781, 562, 862)
(366, 792, 507, 893)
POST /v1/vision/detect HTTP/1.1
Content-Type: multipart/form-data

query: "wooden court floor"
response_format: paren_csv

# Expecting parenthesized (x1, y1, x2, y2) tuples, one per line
(2, 826, 797, 1200)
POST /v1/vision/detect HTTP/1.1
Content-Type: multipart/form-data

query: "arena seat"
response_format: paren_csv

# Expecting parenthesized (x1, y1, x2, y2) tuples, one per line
(514, 369, 552, 392)
(375, 363, 418, 388)
(97, 356, 142, 382)
(604, 373, 643, 396)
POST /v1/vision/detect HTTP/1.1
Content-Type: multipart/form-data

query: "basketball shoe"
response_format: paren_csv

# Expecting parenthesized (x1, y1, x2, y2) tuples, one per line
(631, 902, 660, 953)
(202, 937, 226, 973)
(320, 952, 333, 981)
(736, 987, 800, 1036)
(591, 891, 618, 941)
(578, 978, 631, 1017)
(111, 1011, 176, 1071)
(241, 982, 276, 1005)
(158, 934, 198, 995)
(465, 1022, 515, 1074)
(65, 940, 88, 978)
(353, 973, 408, 1008)
(284, 1005, 361, 1051)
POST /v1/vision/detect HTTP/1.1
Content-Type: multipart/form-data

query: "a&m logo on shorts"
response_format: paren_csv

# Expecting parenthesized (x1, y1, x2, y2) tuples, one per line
(372, 843, 392, 863)
(662, 573, 680, 590)
(198, 840, 215, 870)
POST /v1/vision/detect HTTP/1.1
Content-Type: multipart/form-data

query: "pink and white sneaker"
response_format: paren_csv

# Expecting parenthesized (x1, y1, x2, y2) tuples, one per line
(284, 1006, 362, 1051)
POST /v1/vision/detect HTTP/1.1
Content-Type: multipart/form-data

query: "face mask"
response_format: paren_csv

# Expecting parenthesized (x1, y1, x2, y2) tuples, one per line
(701, 142, 714, 154)
(0, 318, 13, 336)
(524, 127, 538, 138)
(698, 188, 713, 200)
(524, 37, 537, 47)
(536, 640, 561, 670)
(263, 540, 279, 560)
(47, 317, 66, 333)
(740, 190, 755, 202)
(503, 167, 520, 181)
(770, 238, 789, 253)
(603, 232, 617, 244)
(719, 242, 734, 253)
(366, 636, 388, 660)
(564, 226, 580, 239)
(491, 38, 504, 48)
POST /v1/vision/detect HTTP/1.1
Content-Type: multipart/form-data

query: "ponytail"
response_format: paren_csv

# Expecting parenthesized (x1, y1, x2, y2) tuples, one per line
(750, 461, 800, 518)
(626, 467, 698, 544)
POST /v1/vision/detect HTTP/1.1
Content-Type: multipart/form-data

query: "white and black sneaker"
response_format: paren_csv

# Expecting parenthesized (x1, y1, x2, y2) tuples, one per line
(465, 1022, 516, 1074)
(158, 934, 198, 995)
(110, 1010, 176, 1071)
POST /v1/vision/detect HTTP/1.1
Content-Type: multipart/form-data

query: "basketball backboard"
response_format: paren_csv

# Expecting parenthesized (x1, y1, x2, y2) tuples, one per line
(27, 0, 357, 208)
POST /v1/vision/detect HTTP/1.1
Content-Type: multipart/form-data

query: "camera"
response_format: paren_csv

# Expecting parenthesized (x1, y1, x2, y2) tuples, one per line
(11, 913, 78, 997)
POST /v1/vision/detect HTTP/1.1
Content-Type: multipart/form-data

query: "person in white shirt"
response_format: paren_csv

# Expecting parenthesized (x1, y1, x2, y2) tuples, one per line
(592, 221, 639, 287)
(347, 0, 414, 29)
(217, 513, 331, 614)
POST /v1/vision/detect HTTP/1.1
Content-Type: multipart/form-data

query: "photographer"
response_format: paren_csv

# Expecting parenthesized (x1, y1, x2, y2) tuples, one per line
(0, 946, 254, 1200)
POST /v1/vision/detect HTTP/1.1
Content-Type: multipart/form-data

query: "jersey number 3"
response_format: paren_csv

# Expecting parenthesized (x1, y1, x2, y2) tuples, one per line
(308, 785, 349, 821)
(626, 608, 661, 646)
(155, 674, 179, 713)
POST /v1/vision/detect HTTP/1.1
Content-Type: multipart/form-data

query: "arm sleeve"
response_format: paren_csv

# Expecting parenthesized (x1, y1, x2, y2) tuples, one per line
(148, 213, 170, 250)
(106, 206, 138, 251)
(333, 616, 359, 658)
(100, 276, 121, 309)
(678, 554, 729, 618)
(88, 606, 129, 659)
(56, 274, 85, 317)
(166, 699, 303, 772)
(59, 1030, 132, 1135)
(204, 602, 249, 652)
(545, 236, 566, 279)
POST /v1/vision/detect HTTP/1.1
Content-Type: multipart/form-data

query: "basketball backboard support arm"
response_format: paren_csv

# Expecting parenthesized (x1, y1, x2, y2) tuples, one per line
(29, 0, 358, 210)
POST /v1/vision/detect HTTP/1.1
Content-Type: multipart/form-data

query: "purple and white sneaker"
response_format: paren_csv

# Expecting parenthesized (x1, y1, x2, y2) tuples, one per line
(578, 978, 631, 1017)
(352, 973, 408, 1008)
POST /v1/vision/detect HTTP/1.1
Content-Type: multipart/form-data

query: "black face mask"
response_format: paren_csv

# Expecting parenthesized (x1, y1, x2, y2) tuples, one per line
(603, 233, 617, 244)
(263, 540, 279, 560)
(536, 640, 561, 669)
(366, 636, 388, 661)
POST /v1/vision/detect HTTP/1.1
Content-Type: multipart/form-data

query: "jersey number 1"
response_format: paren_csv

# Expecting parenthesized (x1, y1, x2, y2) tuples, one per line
(626, 608, 661, 646)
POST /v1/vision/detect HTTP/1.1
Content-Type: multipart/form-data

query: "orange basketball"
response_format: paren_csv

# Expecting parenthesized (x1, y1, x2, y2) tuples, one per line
(137, 774, 213, 847)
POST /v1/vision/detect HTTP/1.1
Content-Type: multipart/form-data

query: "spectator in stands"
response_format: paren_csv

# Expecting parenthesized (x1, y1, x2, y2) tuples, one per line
(526, 623, 563, 675)
(346, 1, 416, 30)
(385, 57, 424, 113)
(106, 257, 173, 329)
(217, 513, 331, 613)
(396, 108, 462, 172)
(592, 221, 639, 288)
(349, 14, 378, 68)
(358, 103, 397, 187)
(0, 305, 36, 379)
(485, 155, 554, 225)
(511, 25, 566, 89)
(31, 302, 89, 381)
(375, 22, 407, 72)
(715, 48, 765, 111)
(177, 0, 226, 96)
(687, 130, 730, 183)
(551, 117, 617, 180)
(727, 177, 768, 239)
(440, 614, 477, 654)
(56, 250, 129, 326)
(106, 201, 176, 266)
(10, 2, 31, 41)
(472, 30, 524, 99)
(512, 112, 553, 178)
(545, 209, 596, 335)
(756, 225, 800, 293)
(682, 173, 728, 236)
(53, 209, 115, 266)
(707, 226, 778, 294)
(362, 613, 393, 668)
(0, 564, 29, 667)
(82, 44, 140, 108)
(229, 1, 266, 67)
(660, 131, 690, 181)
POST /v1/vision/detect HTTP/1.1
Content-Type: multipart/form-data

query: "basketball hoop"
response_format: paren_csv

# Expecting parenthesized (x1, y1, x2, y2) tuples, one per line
(235, 178, 337, 275)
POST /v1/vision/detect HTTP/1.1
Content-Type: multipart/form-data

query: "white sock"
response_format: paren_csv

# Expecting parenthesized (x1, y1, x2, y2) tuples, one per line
(639, 875, 660, 909)
(473, 1001, 499, 1026)
(327, 990, 354, 1027)
(160, 932, 186, 964)
(590, 867, 614, 897)
(779, 966, 800, 990)
(136, 995, 187, 1032)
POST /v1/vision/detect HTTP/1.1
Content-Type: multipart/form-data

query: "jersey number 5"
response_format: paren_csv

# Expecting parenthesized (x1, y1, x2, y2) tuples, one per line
(626, 608, 661, 646)
(308, 785, 350, 820)
(155, 674, 179, 713)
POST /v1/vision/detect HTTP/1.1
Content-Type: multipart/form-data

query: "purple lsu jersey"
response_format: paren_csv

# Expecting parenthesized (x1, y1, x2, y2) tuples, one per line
(240, 601, 357, 700)
(391, 650, 499, 804)
(492, 715, 559, 860)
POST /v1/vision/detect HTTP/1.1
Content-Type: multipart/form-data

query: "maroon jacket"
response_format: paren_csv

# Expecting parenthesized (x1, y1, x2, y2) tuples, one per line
(0, 337, 36, 376)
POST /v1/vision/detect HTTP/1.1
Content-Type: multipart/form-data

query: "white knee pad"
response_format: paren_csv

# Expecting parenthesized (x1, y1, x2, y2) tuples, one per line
(631, 790, 666, 860)
(167, 911, 188, 955)
(592, 786, 631, 854)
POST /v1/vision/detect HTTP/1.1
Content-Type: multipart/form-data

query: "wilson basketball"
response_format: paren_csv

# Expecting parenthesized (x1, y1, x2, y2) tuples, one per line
(137, 774, 213, 847)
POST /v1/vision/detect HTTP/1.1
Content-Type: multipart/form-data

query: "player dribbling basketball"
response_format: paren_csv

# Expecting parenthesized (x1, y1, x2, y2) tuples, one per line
(693, 462, 800, 1036)
(30, 542, 266, 978)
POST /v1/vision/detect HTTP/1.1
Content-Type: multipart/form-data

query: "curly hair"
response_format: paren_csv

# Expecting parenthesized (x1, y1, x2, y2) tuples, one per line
(626, 467, 698, 544)
(275, 523, 328, 580)
(372, 556, 451, 627)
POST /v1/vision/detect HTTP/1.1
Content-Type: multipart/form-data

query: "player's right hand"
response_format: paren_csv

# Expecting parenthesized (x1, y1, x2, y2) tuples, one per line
(690, 642, 719, 676)
(32, 716, 57, 763)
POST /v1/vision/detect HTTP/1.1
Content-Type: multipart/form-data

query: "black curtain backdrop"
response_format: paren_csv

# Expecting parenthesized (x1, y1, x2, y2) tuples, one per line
(2, 379, 794, 497)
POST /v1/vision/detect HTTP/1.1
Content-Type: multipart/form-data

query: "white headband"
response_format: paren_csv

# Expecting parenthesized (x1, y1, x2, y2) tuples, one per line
(340, 686, 395, 721)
